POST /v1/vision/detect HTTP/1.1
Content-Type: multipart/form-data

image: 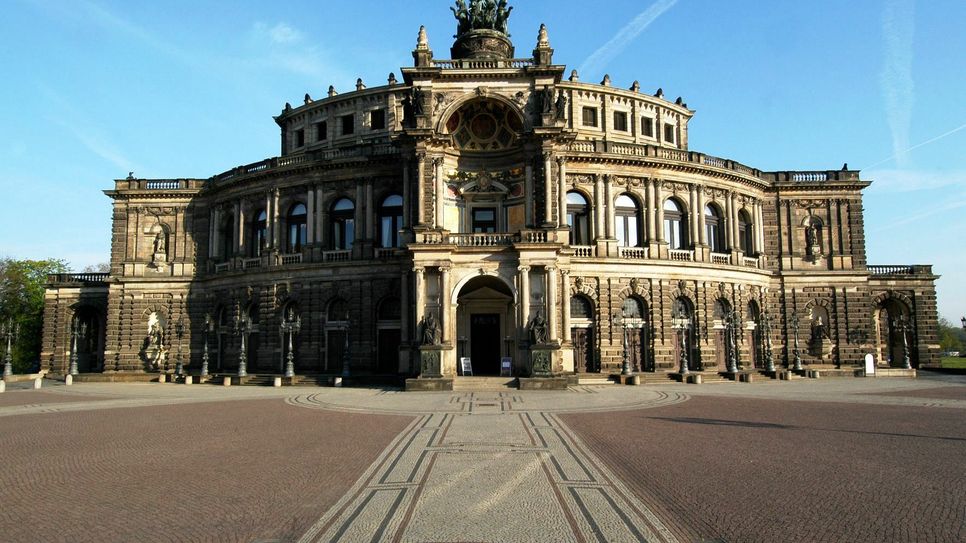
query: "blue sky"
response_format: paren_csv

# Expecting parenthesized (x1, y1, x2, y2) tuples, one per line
(1, 0, 963, 322)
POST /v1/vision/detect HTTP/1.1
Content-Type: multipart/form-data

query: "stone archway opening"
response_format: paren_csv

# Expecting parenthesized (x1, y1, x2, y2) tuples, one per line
(456, 275, 515, 376)
(874, 298, 911, 368)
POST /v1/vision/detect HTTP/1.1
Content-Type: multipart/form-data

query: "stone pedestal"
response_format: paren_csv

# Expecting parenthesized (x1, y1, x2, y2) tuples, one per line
(419, 345, 455, 378)
(528, 343, 560, 377)
(451, 29, 514, 60)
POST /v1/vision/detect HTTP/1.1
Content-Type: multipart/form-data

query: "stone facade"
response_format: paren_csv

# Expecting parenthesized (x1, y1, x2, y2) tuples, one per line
(42, 5, 940, 380)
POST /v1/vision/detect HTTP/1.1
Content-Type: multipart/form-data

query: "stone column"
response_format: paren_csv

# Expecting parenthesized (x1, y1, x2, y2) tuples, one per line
(402, 157, 411, 228)
(543, 152, 553, 225)
(525, 160, 534, 226)
(434, 157, 445, 229)
(400, 269, 410, 345)
(209, 208, 218, 258)
(646, 179, 656, 243)
(561, 270, 571, 342)
(755, 200, 765, 253)
(697, 186, 707, 246)
(317, 186, 327, 248)
(519, 265, 531, 334)
(265, 192, 273, 250)
(594, 174, 604, 240)
(414, 267, 425, 342)
(416, 153, 426, 226)
(307, 187, 315, 244)
(355, 183, 364, 245)
(732, 193, 741, 250)
(655, 181, 665, 242)
(724, 192, 733, 250)
(688, 185, 697, 246)
(235, 201, 244, 255)
(439, 265, 451, 344)
(272, 189, 280, 248)
(546, 266, 558, 342)
(557, 157, 568, 226)
(365, 179, 374, 241)
(604, 175, 615, 239)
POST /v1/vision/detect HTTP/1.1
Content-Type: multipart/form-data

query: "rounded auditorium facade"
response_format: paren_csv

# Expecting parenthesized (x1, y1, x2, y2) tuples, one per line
(42, 3, 940, 386)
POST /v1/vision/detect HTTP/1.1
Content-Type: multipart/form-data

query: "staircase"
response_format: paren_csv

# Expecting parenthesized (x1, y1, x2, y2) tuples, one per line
(576, 375, 615, 386)
(452, 376, 518, 391)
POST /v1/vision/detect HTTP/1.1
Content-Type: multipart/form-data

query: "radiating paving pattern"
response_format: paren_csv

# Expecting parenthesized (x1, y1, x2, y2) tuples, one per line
(297, 392, 681, 543)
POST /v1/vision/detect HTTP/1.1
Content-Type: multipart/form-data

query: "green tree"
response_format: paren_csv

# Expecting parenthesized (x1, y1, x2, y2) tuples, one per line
(0, 258, 70, 373)
(938, 317, 964, 353)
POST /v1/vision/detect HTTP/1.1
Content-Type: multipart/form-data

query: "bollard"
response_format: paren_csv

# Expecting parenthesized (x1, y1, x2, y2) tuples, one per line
(333, 377, 343, 387)
(223, 376, 231, 387)
(158, 373, 167, 383)
(65, 374, 73, 386)
(630, 374, 641, 386)
(184, 375, 193, 385)
(0, 380, 5, 393)
(273, 377, 282, 387)
(33, 378, 42, 389)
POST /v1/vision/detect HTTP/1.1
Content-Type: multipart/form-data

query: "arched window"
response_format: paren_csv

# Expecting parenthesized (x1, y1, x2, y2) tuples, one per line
(615, 194, 641, 247)
(287, 203, 307, 253)
(738, 209, 753, 254)
(378, 194, 404, 248)
(570, 295, 595, 320)
(330, 198, 355, 250)
(622, 297, 644, 319)
(251, 209, 268, 257)
(705, 204, 725, 253)
(218, 213, 234, 260)
(663, 199, 688, 250)
(566, 191, 590, 245)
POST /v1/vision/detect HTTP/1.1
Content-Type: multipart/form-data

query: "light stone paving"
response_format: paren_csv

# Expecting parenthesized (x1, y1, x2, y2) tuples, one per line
(296, 392, 680, 543)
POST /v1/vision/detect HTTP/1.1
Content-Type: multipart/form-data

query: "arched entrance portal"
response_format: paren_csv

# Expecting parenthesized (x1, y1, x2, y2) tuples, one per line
(456, 275, 515, 376)
(874, 297, 913, 368)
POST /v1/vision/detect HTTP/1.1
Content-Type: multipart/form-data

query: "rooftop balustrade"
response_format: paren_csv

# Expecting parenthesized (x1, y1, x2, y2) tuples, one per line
(868, 265, 933, 276)
(47, 273, 110, 285)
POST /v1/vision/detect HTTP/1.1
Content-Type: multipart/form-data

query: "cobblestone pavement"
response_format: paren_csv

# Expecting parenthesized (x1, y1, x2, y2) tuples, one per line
(0, 373, 962, 542)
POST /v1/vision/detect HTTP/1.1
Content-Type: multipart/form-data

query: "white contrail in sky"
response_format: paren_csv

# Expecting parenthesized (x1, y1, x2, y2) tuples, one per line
(864, 121, 966, 169)
(578, 0, 679, 77)
(880, 0, 916, 167)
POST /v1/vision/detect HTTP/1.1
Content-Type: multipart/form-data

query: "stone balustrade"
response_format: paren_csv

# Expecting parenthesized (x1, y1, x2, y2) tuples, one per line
(711, 252, 730, 265)
(868, 265, 933, 276)
(47, 273, 110, 285)
(619, 247, 648, 260)
(572, 246, 595, 258)
(669, 249, 694, 262)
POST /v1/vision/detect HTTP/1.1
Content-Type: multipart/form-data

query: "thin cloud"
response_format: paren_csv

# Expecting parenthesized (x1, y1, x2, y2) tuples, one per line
(578, 0, 679, 77)
(253, 22, 303, 45)
(880, 0, 916, 168)
(870, 194, 966, 233)
(864, 121, 966, 169)
(865, 168, 966, 194)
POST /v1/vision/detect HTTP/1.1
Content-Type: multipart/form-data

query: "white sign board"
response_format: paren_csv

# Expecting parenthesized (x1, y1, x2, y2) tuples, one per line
(864, 353, 875, 376)
(500, 357, 512, 377)
(460, 357, 473, 376)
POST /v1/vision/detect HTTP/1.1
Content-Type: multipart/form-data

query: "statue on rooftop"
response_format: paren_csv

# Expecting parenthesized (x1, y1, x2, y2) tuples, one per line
(452, 0, 512, 35)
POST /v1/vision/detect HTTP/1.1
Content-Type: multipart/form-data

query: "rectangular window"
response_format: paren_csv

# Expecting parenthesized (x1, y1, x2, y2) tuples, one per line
(370, 109, 386, 130)
(295, 129, 305, 147)
(664, 123, 675, 144)
(472, 208, 497, 233)
(642, 117, 654, 137)
(341, 114, 355, 136)
(613, 111, 628, 132)
(317, 121, 327, 141)
(582, 107, 598, 127)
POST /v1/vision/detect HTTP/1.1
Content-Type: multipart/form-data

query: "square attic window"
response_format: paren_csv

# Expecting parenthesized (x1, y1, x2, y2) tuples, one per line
(370, 109, 386, 130)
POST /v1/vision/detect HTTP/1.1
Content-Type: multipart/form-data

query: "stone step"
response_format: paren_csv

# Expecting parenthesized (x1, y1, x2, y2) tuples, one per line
(452, 377, 518, 391)
(576, 375, 615, 385)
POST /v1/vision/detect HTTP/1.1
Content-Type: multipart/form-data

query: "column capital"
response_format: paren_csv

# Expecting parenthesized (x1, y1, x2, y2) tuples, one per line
(542, 151, 553, 162)
(560, 268, 570, 277)
(546, 265, 557, 272)
(517, 265, 531, 273)
(438, 265, 451, 273)
(556, 155, 567, 166)
(412, 266, 425, 274)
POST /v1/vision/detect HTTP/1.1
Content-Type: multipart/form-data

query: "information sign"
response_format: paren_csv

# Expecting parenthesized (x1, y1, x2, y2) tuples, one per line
(460, 357, 473, 376)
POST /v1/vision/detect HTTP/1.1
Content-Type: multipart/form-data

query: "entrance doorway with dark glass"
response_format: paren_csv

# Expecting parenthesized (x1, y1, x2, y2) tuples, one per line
(470, 313, 500, 375)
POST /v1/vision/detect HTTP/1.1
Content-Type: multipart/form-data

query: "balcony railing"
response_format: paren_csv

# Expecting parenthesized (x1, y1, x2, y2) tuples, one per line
(449, 233, 515, 247)
(242, 257, 262, 270)
(375, 248, 404, 259)
(669, 249, 694, 262)
(431, 58, 534, 69)
(619, 247, 648, 260)
(572, 246, 595, 258)
(47, 273, 110, 284)
(869, 265, 933, 276)
(322, 250, 351, 262)
(710, 252, 730, 265)
(279, 253, 302, 265)
(743, 256, 760, 268)
(214, 262, 231, 273)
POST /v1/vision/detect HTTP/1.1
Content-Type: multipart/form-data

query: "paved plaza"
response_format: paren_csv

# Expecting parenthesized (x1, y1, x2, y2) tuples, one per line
(0, 374, 963, 542)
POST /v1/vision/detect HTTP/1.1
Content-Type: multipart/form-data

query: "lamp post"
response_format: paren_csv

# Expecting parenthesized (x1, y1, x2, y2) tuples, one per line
(173, 318, 185, 377)
(612, 311, 631, 376)
(234, 311, 253, 377)
(759, 311, 775, 372)
(1, 319, 19, 378)
(341, 311, 352, 378)
(672, 310, 692, 375)
(280, 308, 301, 378)
(892, 314, 912, 370)
(790, 312, 803, 372)
(69, 317, 87, 376)
(724, 309, 740, 373)
(201, 313, 212, 377)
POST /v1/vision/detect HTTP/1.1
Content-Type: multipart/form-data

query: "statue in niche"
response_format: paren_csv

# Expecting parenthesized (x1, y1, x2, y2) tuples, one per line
(808, 314, 834, 360)
(528, 310, 548, 345)
(805, 219, 822, 257)
(421, 312, 441, 346)
(554, 90, 568, 121)
(541, 86, 553, 114)
(143, 320, 166, 370)
(151, 232, 167, 267)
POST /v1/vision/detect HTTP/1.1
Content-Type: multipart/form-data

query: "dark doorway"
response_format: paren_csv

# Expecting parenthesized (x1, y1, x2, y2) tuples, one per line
(627, 328, 651, 372)
(470, 314, 500, 375)
(573, 327, 596, 372)
(327, 330, 346, 373)
(377, 329, 400, 374)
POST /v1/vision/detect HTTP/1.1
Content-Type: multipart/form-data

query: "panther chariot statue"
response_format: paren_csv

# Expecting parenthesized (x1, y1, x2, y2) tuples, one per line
(450, 0, 515, 60)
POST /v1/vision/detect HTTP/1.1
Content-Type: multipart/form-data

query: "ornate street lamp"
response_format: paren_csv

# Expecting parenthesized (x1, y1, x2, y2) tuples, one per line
(341, 311, 352, 378)
(200, 313, 213, 377)
(280, 308, 301, 378)
(672, 310, 692, 375)
(724, 309, 740, 373)
(759, 311, 775, 372)
(892, 314, 912, 370)
(790, 312, 803, 372)
(612, 311, 631, 376)
(1, 319, 19, 378)
(960, 316, 965, 333)
(173, 318, 185, 377)
(234, 310, 253, 377)
(69, 317, 87, 376)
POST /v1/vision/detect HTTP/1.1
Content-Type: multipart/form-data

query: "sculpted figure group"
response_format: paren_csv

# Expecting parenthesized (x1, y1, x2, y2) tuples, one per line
(451, 0, 513, 35)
